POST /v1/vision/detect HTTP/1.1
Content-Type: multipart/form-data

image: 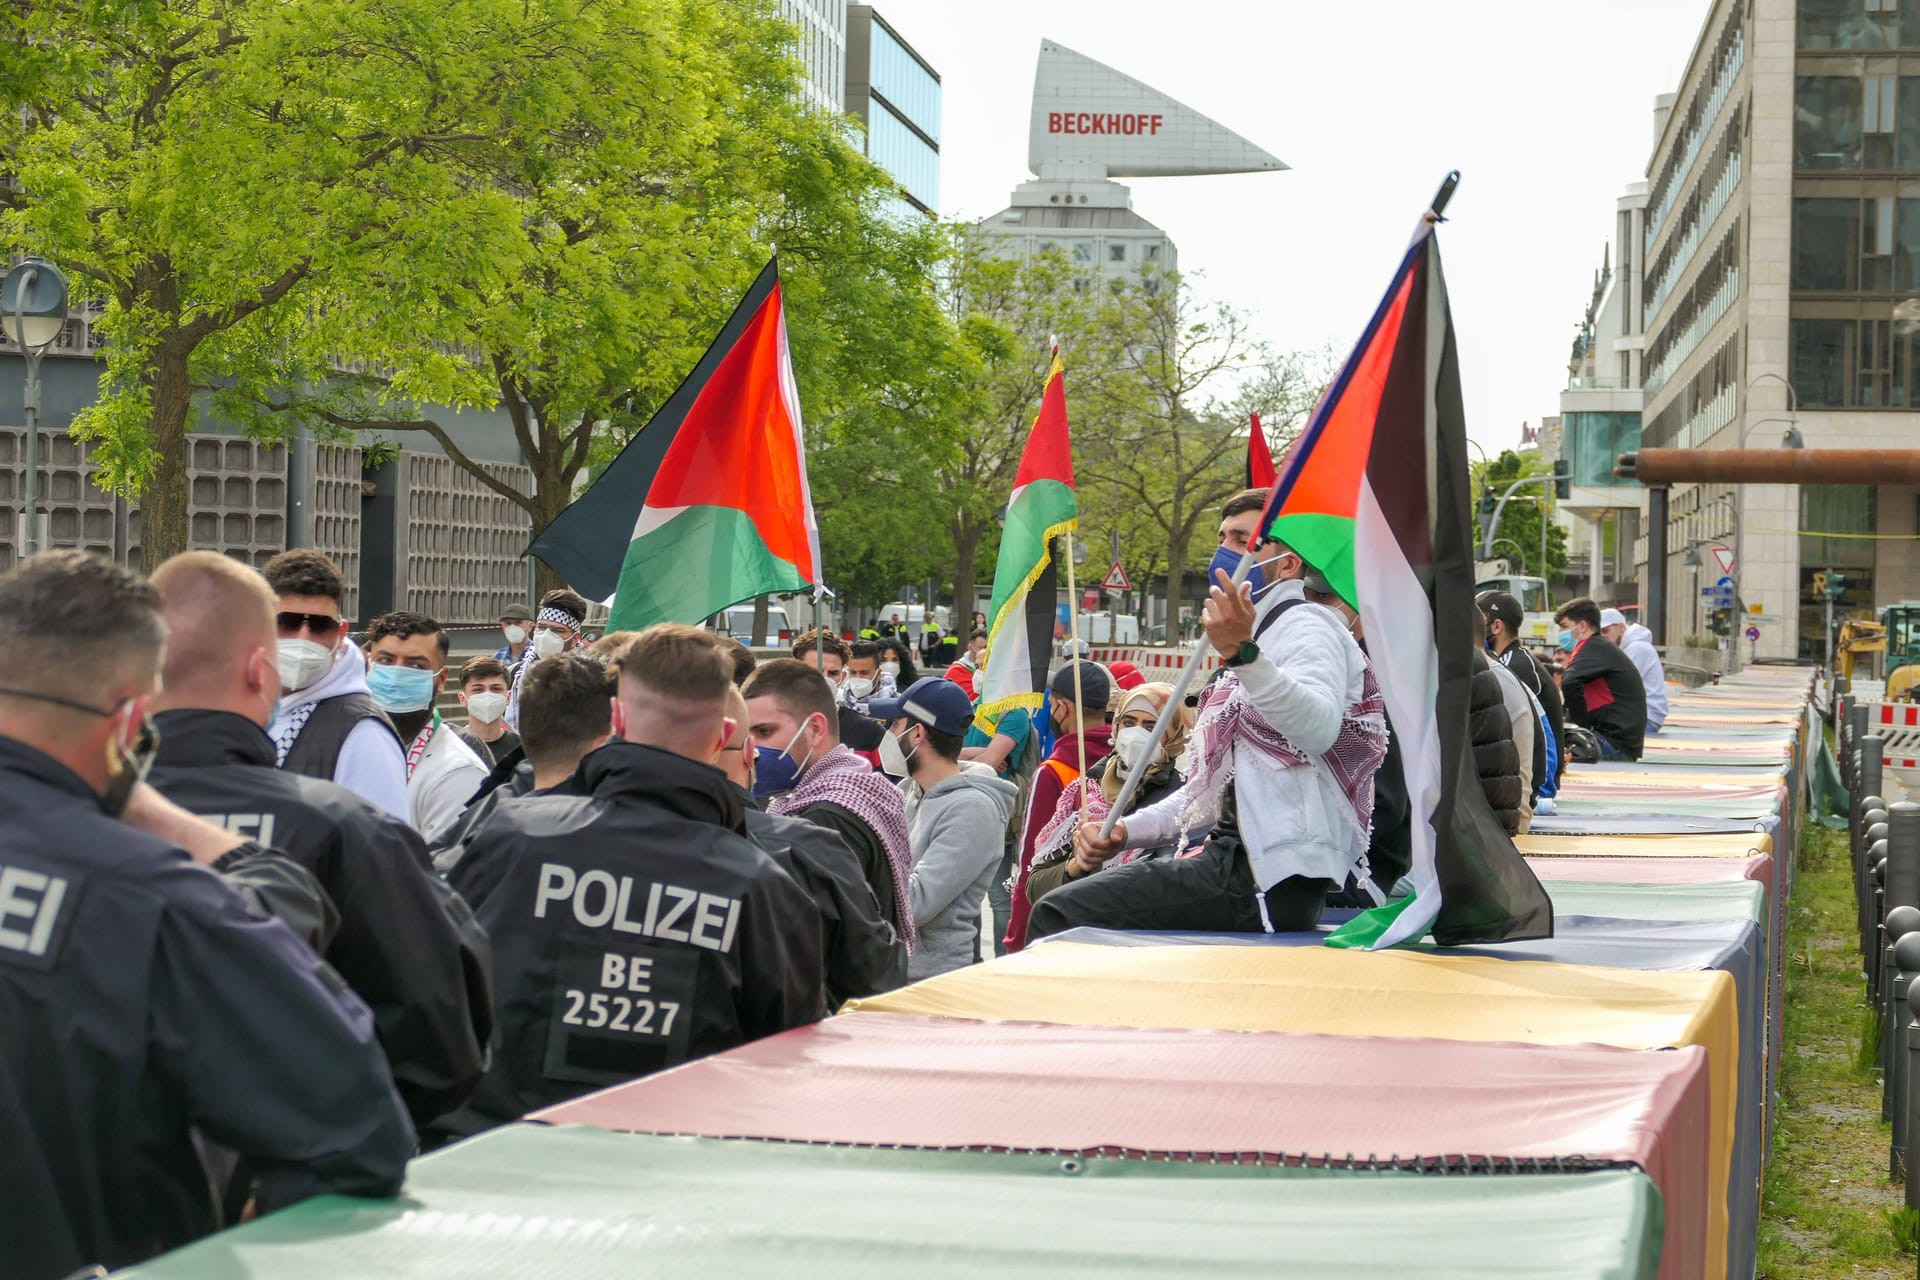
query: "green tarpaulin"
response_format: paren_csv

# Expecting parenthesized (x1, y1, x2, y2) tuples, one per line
(122, 1125, 1663, 1280)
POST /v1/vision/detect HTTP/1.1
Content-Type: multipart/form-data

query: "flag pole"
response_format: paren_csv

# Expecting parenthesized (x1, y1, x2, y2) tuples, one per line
(1062, 529, 1090, 822)
(1098, 554, 1256, 839)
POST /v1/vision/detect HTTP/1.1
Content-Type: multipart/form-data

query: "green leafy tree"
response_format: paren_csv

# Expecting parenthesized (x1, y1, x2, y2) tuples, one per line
(0, 0, 542, 562)
(1473, 448, 1569, 581)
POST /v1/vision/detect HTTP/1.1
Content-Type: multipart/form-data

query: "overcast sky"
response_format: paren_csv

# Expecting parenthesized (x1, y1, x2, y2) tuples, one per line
(879, 0, 1711, 456)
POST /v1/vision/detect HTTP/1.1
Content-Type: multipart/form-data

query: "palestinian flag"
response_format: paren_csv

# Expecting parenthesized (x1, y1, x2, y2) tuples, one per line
(1263, 208, 1552, 949)
(1246, 411, 1278, 489)
(974, 353, 1076, 734)
(526, 258, 820, 625)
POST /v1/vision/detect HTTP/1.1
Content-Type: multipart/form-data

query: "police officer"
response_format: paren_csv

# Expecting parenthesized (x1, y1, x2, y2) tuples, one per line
(714, 684, 907, 1007)
(433, 623, 825, 1142)
(0, 551, 414, 1280)
(145, 551, 494, 1129)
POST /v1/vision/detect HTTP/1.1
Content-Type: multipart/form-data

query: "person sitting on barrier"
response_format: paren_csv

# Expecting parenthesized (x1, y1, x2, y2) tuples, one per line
(1554, 596, 1646, 762)
(1600, 607, 1669, 738)
(1002, 661, 1114, 951)
(1020, 682, 1195, 909)
(1479, 590, 1564, 805)
(1029, 490, 1388, 937)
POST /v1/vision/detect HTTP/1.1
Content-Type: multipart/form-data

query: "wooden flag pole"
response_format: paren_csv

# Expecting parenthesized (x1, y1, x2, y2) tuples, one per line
(1061, 528, 1090, 822)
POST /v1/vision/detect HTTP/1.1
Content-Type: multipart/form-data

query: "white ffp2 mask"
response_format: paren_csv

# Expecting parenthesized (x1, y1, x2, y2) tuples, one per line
(277, 638, 333, 694)
(466, 691, 508, 724)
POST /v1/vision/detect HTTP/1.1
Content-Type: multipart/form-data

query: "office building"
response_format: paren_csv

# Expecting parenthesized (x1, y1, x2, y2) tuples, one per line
(1623, 0, 1920, 661)
(978, 40, 1285, 275)
(845, 6, 940, 214)
(779, 0, 848, 116)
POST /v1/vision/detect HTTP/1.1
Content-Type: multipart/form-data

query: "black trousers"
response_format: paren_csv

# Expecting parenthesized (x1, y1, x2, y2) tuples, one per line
(1025, 837, 1332, 939)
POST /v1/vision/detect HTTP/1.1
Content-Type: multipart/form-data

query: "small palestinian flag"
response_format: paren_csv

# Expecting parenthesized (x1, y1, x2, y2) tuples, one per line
(1262, 201, 1552, 949)
(528, 258, 821, 627)
(1246, 411, 1278, 489)
(974, 352, 1076, 735)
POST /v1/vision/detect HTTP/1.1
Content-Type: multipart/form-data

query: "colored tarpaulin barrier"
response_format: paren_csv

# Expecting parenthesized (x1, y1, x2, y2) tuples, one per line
(1529, 813, 1781, 840)
(538, 1013, 1709, 1280)
(846, 940, 1737, 1280)
(1542, 881, 1765, 929)
(1525, 855, 1773, 887)
(1518, 832, 1773, 858)
(1548, 792, 1781, 820)
(122, 1125, 1667, 1280)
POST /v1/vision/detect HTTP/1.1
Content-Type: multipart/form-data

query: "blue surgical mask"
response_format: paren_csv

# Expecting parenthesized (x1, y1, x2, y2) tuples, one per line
(368, 663, 437, 713)
(750, 721, 815, 798)
(1208, 544, 1267, 599)
(1557, 629, 1576, 653)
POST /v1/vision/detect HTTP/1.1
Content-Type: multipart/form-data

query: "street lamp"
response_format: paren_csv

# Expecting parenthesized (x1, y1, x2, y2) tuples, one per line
(1739, 416, 1806, 449)
(2, 259, 72, 557)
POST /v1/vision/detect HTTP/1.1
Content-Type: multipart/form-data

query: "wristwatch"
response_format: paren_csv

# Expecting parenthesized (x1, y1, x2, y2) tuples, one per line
(1224, 640, 1261, 668)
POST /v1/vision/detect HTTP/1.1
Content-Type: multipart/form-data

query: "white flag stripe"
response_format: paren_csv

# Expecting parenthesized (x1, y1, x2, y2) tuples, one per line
(1352, 472, 1445, 949)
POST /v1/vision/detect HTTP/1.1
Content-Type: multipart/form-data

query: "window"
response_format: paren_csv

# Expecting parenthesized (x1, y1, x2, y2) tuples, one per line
(1793, 198, 1859, 289)
(1071, 242, 1092, 262)
(1797, 77, 1864, 170)
(1144, 243, 1163, 261)
(1898, 197, 1920, 288)
(1562, 412, 1643, 488)
(1801, 0, 1902, 47)
(1108, 243, 1127, 263)
(1866, 194, 1896, 288)
(1793, 317, 1850, 406)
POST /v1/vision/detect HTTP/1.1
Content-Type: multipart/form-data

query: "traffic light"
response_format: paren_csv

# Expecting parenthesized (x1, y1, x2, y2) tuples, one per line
(1708, 607, 1732, 638)
(1828, 571, 1847, 601)
(1553, 461, 1570, 500)
(1478, 484, 1495, 519)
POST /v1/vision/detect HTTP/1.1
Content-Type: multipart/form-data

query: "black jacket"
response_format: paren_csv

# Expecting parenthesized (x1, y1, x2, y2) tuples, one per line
(741, 791, 907, 1008)
(793, 800, 902, 934)
(1470, 652, 1526, 834)
(150, 710, 493, 1128)
(1561, 634, 1647, 759)
(1498, 643, 1567, 786)
(434, 740, 826, 1141)
(0, 735, 413, 1280)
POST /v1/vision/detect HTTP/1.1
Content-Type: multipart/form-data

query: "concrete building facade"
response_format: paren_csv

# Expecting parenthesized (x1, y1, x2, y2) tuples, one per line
(1630, 0, 1920, 662)
(845, 7, 940, 214)
(779, 0, 848, 116)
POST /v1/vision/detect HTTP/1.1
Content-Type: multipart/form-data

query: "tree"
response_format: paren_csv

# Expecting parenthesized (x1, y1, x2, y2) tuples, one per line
(244, 0, 958, 595)
(1473, 449, 1570, 580)
(0, 0, 541, 562)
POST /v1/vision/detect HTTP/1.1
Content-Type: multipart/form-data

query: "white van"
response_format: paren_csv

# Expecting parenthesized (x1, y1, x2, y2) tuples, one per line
(1075, 611, 1140, 645)
(715, 603, 795, 646)
(876, 602, 951, 635)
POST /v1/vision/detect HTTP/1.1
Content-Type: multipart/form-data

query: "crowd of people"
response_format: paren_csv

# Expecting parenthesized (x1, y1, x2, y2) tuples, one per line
(0, 486, 1675, 1278)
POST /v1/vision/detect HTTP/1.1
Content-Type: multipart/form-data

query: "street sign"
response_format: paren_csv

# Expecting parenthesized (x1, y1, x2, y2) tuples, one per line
(1716, 574, 1734, 588)
(1748, 602, 1762, 614)
(1102, 560, 1131, 591)
(1711, 545, 1736, 576)
(1745, 625, 1761, 642)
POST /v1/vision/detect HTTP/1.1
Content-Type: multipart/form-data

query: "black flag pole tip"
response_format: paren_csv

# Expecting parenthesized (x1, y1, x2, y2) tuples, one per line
(1428, 171, 1461, 223)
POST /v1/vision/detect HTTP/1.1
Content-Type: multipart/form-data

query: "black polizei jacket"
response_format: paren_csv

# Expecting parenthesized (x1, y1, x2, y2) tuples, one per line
(741, 791, 907, 1009)
(149, 709, 493, 1129)
(433, 739, 827, 1143)
(0, 734, 413, 1280)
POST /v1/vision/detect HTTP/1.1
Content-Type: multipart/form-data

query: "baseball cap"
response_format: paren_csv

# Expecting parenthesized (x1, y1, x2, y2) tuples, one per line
(499, 602, 534, 622)
(866, 677, 974, 735)
(1108, 660, 1145, 691)
(1049, 660, 1112, 710)
(1476, 591, 1524, 633)
(1599, 608, 1627, 628)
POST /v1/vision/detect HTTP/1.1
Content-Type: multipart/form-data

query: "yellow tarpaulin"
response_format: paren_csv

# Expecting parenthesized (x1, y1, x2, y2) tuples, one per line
(1517, 832, 1774, 858)
(848, 942, 1738, 1280)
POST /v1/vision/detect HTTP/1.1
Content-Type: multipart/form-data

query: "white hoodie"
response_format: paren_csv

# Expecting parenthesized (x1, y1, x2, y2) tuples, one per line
(1619, 624, 1670, 729)
(268, 637, 411, 823)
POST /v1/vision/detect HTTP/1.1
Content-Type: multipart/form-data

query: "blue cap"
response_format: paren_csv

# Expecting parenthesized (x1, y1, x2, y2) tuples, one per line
(867, 676, 974, 735)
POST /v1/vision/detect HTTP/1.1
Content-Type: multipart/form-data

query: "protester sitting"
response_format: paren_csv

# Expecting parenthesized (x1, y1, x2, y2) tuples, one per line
(264, 548, 409, 821)
(1031, 490, 1387, 938)
(1479, 590, 1566, 800)
(1601, 607, 1669, 737)
(1471, 645, 1528, 837)
(435, 624, 825, 1143)
(456, 656, 519, 766)
(0, 551, 413, 1279)
(713, 687, 907, 1006)
(148, 552, 492, 1131)
(1022, 682, 1194, 906)
(870, 677, 1017, 979)
(747, 658, 915, 948)
(1555, 596, 1647, 761)
(1003, 660, 1114, 950)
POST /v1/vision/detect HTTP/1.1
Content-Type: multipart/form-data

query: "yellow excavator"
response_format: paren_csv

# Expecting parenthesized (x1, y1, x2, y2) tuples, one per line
(1839, 603, 1920, 701)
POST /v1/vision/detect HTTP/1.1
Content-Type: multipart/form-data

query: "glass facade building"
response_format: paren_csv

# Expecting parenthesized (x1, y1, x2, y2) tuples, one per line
(845, 7, 940, 214)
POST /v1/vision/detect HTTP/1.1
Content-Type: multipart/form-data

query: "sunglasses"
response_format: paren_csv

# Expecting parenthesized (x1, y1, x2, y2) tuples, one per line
(277, 611, 342, 639)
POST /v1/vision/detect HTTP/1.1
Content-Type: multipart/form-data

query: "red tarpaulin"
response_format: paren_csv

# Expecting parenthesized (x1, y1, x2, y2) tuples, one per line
(539, 1012, 1712, 1280)
(1527, 855, 1774, 887)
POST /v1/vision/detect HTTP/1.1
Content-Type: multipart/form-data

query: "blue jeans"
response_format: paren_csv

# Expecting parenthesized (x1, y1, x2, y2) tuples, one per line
(1646, 722, 1663, 738)
(1595, 732, 1631, 762)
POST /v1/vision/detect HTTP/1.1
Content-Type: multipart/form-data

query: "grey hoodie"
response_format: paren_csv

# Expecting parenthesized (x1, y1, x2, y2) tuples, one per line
(904, 770, 1017, 981)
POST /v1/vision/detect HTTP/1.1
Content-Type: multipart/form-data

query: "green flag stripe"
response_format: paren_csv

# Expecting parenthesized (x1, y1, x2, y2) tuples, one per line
(985, 478, 1078, 637)
(608, 505, 809, 631)
(1269, 511, 1358, 607)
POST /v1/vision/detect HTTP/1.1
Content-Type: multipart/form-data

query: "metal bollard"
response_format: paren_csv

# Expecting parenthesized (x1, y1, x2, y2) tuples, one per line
(1862, 741, 1885, 829)
(1852, 702, 1870, 788)
(1841, 695, 1856, 782)
(1891, 804, 1920, 918)
(1866, 838, 1891, 988)
(1888, 911, 1920, 1107)
(1898, 931, 1920, 1181)
(1907, 975, 1920, 1207)
(1874, 855, 1889, 1005)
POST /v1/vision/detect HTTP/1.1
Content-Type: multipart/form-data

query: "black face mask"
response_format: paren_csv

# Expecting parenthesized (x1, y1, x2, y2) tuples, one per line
(101, 710, 160, 818)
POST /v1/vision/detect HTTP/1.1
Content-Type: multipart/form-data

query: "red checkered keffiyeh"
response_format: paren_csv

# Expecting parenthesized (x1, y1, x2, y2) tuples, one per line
(1176, 662, 1388, 849)
(771, 744, 916, 953)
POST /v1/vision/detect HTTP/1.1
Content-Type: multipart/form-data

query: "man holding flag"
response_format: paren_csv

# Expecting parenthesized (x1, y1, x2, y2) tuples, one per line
(1029, 492, 1386, 938)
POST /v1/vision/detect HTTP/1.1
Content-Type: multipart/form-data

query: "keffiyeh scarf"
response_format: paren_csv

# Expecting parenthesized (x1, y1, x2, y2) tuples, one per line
(770, 744, 917, 952)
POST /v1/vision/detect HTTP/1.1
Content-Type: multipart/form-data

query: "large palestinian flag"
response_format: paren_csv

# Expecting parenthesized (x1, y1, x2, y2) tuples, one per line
(974, 353, 1076, 734)
(1264, 211, 1552, 949)
(526, 258, 820, 626)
